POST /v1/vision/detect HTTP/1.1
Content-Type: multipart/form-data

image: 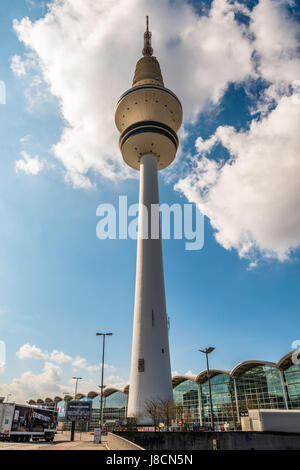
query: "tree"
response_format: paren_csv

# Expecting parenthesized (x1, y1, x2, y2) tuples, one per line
(158, 399, 175, 428)
(144, 400, 162, 430)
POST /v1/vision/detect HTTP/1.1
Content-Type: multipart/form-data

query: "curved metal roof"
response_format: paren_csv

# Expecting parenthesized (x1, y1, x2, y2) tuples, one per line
(277, 351, 300, 371)
(172, 375, 196, 388)
(231, 360, 277, 378)
(102, 387, 125, 398)
(64, 395, 73, 401)
(44, 397, 54, 403)
(87, 391, 99, 398)
(75, 393, 86, 400)
(195, 369, 231, 384)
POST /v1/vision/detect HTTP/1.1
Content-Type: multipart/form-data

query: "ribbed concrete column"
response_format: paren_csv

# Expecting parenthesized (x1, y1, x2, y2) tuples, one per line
(127, 154, 173, 423)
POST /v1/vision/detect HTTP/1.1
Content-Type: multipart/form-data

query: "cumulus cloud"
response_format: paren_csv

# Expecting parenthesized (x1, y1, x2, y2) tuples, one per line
(0, 362, 63, 402)
(251, 0, 300, 86)
(49, 350, 72, 364)
(20, 134, 32, 144)
(11, 55, 27, 77)
(72, 356, 87, 369)
(16, 343, 48, 360)
(175, 0, 300, 263)
(87, 363, 115, 373)
(184, 370, 196, 377)
(12, 0, 300, 263)
(12, 0, 254, 188)
(10, 344, 120, 401)
(15, 151, 45, 175)
(176, 95, 300, 261)
(105, 375, 127, 388)
(172, 370, 196, 377)
(17, 343, 71, 365)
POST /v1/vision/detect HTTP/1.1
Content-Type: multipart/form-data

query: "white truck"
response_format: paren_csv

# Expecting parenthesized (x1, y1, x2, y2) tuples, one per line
(241, 409, 300, 433)
(0, 402, 57, 442)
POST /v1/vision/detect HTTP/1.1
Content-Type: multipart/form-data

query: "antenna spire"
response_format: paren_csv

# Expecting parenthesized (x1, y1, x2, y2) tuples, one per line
(143, 15, 153, 57)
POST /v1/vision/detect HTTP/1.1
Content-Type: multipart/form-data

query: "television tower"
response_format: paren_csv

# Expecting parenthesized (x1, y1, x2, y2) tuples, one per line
(115, 17, 182, 423)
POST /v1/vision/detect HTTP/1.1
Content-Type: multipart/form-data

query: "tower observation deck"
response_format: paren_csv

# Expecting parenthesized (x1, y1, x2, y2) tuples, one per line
(115, 17, 182, 424)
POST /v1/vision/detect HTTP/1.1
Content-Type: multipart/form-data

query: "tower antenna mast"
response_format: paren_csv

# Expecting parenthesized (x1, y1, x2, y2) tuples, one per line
(143, 15, 153, 57)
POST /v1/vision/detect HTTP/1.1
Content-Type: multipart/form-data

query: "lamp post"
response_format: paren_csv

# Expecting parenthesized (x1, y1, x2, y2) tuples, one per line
(199, 347, 215, 429)
(96, 332, 112, 432)
(72, 377, 82, 399)
(70, 377, 82, 441)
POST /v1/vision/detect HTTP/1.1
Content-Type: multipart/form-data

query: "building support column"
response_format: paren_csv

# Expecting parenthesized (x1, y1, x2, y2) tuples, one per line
(197, 383, 203, 427)
(233, 378, 240, 424)
(279, 369, 289, 409)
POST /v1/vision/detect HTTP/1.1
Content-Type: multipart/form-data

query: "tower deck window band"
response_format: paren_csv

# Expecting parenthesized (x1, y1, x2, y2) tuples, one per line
(115, 17, 182, 424)
(120, 120, 179, 141)
(120, 126, 178, 151)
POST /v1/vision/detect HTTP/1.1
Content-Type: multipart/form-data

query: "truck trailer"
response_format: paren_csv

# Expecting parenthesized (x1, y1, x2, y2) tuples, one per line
(0, 402, 57, 442)
(241, 409, 300, 433)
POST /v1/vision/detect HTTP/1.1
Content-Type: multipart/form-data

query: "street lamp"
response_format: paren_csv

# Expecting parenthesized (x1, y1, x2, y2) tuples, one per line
(72, 377, 82, 399)
(70, 377, 82, 441)
(199, 347, 215, 429)
(96, 332, 112, 431)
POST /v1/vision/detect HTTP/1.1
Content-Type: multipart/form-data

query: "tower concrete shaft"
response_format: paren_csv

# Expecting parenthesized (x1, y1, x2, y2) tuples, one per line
(127, 154, 173, 422)
(115, 17, 182, 424)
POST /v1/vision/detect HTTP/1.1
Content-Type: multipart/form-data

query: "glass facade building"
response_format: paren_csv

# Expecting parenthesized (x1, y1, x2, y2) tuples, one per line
(173, 379, 199, 425)
(285, 362, 300, 409)
(38, 351, 300, 429)
(235, 365, 285, 411)
(200, 373, 236, 427)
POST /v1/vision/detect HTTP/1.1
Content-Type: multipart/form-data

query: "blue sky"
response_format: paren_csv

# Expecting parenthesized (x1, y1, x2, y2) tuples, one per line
(0, 0, 299, 401)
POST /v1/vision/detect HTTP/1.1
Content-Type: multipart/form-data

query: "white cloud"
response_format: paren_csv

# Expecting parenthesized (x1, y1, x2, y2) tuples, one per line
(12, 0, 300, 264)
(49, 350, 72, 364)
(15, 151, 44, 175)
(251, 0, 300, 86)
(11, 52, 52, 111)
(176, 95, 300, 262)
(12, 0, 254, 188)
(184, 370, 196, 377)
(87, 363, 115, 373)
(25, 0, 36, 8)
(105, 375, 127, 389)
(11, 344, 121, 401)
(175, 0, 300, 263)
(11, 55, 27, 77)
(16, 343, 48, 360)
(171, 370, 196, 378)
(20, 134, 32, 143)
(17, 344, 73, 364)
(0, 362, 63, 402)
(72, 356, 87, 369)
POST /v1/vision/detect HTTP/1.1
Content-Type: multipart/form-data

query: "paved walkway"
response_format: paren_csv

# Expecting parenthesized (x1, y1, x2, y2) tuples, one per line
(0, 431, 108, 450)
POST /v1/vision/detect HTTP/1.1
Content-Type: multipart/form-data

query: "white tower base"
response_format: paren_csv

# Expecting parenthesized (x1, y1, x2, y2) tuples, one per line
(127, 153, 173, 424)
